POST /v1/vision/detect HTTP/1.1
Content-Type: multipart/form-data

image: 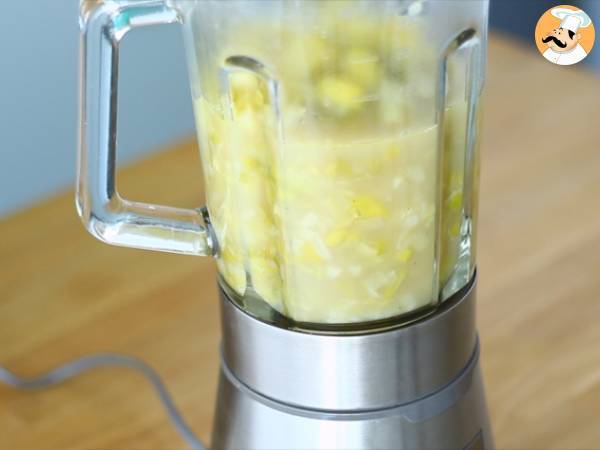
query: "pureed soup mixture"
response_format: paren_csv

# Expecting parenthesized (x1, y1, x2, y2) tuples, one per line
(193, 11, 469, 324)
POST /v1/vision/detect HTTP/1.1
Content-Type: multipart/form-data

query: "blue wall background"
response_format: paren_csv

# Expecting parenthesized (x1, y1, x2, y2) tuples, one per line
(0, 1, 194, 217)
(0, 0, 598, 217)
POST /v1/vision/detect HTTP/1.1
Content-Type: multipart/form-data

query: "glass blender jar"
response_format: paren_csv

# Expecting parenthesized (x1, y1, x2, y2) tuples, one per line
(79, 1, 492, 448)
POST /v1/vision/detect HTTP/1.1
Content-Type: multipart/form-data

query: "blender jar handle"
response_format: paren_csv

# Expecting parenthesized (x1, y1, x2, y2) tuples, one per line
(78, 0, 216, 256)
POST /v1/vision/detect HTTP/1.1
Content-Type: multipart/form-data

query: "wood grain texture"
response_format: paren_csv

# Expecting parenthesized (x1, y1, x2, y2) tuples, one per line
(1, 34, 599, 450)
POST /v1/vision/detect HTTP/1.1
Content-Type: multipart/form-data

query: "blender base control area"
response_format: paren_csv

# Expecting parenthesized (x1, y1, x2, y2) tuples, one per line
(74, 0, 494, 449)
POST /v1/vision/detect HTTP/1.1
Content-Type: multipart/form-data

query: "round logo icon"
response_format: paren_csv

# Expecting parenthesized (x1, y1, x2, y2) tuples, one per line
(535, 5, 595, 66)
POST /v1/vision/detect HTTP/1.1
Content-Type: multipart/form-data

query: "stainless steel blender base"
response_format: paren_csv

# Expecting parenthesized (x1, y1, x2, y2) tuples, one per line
(212, 343, 491, 450)
(212, 276, 493, 449)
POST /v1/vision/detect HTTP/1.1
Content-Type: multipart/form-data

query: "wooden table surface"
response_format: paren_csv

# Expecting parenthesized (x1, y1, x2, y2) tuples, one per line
(1, 34, 599, 450)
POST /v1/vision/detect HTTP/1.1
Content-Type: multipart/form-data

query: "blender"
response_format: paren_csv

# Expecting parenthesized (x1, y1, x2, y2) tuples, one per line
(78, 1, 492, 448)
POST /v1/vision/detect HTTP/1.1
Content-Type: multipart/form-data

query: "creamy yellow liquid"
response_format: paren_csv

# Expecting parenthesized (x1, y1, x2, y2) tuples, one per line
(193, 15, 470, 324)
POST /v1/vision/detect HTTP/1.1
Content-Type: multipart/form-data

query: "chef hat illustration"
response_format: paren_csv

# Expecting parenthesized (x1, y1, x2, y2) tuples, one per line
(551, 8, 592, 33)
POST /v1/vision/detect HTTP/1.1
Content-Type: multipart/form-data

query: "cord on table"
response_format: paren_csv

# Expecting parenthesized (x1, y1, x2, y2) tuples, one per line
(0, 353, 207, 450)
